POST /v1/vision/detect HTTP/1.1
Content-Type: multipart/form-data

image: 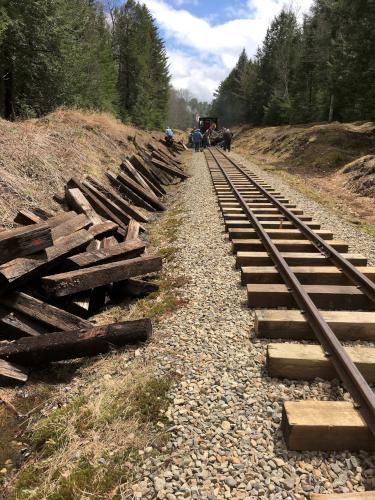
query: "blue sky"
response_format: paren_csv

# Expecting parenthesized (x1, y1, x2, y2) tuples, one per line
(108, 0, 314, 101)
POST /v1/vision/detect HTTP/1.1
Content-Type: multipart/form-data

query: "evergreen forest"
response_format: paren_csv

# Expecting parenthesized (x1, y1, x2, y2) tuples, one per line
(0, 0, 169, 128)
(211, 0, 375, 126)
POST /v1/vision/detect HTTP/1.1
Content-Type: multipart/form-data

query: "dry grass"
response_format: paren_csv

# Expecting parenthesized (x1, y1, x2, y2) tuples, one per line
(234, 121, 375, 228)
(7, 359, 173, 499)
(0, 110, 191, 498)
(98, 199, 189, 326)
(263, 165, 375, 238)
(0, 108, 164, 226)
(234, 121, 375, 174)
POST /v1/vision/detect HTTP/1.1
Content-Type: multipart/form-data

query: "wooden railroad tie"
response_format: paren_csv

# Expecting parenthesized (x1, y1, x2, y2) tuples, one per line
(206, 147, 375, 452)
(254, 309, 375, 341)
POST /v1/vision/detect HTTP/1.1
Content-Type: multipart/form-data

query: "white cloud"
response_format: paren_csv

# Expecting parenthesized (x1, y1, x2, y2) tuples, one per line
(143, 0, 314, 100)
(168, 50, 227, 101)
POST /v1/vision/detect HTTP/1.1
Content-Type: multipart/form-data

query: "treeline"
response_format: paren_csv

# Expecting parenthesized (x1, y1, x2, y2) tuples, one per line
(0, 0, 169, 128)
(168, 88, 210, 130)
(211, 0, 375, 126)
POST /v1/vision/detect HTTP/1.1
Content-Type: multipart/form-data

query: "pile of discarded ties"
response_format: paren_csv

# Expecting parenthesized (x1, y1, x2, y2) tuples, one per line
(0, 137, 188, 384)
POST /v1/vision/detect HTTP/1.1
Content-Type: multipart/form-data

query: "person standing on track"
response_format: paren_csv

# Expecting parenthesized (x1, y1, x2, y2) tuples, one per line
(202, 129, 210, 149)
(192, 128, 203, 152)
(223, 128, 233, 152)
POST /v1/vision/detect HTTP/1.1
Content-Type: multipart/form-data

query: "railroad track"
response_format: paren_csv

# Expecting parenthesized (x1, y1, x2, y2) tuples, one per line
(205, 147, 375, 452)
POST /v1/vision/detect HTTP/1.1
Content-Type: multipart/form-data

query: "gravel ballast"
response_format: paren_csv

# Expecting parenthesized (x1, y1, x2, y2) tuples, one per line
(132, 151, 375, 499)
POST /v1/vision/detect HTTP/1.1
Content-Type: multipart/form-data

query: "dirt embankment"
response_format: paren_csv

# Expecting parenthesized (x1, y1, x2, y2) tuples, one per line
(0, 109, 170, 226)
(0, 110, 188, 497)
(233, 121, 375, 223)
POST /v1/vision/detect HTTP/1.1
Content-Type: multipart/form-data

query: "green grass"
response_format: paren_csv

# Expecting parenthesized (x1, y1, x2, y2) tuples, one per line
(10, 370, 173, 500)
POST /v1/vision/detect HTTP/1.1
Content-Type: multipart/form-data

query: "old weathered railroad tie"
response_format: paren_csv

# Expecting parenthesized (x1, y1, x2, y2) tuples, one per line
(204, 146, 375, 450)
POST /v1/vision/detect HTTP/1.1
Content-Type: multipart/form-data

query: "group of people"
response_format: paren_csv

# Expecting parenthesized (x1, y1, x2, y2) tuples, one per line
(188, 125, 233, 153)
(189, 124, 214, 152)
(165, 125, 233, 153)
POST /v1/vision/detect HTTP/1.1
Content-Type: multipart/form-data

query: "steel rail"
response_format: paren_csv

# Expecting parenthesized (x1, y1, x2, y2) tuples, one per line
(217, 148, 375, 304)
(206, 147, 375, 437)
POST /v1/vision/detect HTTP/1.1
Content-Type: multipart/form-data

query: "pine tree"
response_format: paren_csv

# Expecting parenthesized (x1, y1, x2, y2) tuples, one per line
(211, 49, 251, 126)
(114, 0, 170, 128)
(57, 0, 118, 114)
(0, 0, 118, 119)
(0, 0, 62, 118)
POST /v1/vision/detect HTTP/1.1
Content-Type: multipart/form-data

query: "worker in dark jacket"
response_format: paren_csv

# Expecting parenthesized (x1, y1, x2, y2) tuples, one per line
(192, 128, 203, 152)
(223, 128, 233, 152)
(202, 129, 210, 149)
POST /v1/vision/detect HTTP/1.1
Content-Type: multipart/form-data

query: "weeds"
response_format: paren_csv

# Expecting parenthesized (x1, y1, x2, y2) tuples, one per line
(9, 367, 173, 499)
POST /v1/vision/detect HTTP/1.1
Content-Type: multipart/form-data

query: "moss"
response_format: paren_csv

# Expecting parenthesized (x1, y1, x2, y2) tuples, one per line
(132, 375, 173, 423)
(48, 454, 134, 500)
(10, 371, 173, 499)
(159, 245, 178, 261)
(31, 396, 88, 457)
(9, 464, 39, 499)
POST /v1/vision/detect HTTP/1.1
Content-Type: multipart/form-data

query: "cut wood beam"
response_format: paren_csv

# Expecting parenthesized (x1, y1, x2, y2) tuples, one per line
(82, 179, 134, 227)
(151, 157, 189, 180)
(241, 266, 375, 285)
(311, 492, 375, 499)
(121, 159, 157, 196)
(0, 319, 151, 365)
(236, 251, 367, 268)
(45, 212, 77, 228)
(0, 305, 50, 339)
(247, 283, 374, 310)
(64, 239, 146, 270)
(117, 172, 166, 211)
(0, 223, 53, 265)
(150, 164, 174, 185)
(255, 309, 375, 341)
(14, 209, 43, 225)
(224, 219, 321, 230)
(104, 172, 150, 223)
(0, 229, 93, 288)
(151, 149, 183, 169)
(102, 236, 118, 248)
(229, 228, 332, 240)
(42, 255, 162, 297)
(51, 213, 91, 240)
(65, 188, 103, 225)
(125, 220, 140, 242)
(0, 359, 28, 383)
(282, 401, 375, 451)
(267, 343, 375, 381)
(0, 292, 91, 331)
(111, 172, 156, 212)
(232, 239, 348, 253)
(88, 221, 118, 239)
(66, 177, 128, 231)
(131, 164, 165, 198)
(129, 154, 166, 194)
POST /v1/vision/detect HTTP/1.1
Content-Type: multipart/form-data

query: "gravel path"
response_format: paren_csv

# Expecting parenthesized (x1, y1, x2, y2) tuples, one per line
(132, 151, 375, 500)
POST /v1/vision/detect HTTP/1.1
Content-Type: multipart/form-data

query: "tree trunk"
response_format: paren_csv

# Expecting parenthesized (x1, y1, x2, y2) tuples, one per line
(4, 65, 14, 120)
(328, 94, 335, 122)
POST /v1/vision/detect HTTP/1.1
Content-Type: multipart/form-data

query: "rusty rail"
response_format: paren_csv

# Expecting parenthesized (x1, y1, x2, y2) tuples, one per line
(207, 147, 375, 437)
(218, 148, 375, 303)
